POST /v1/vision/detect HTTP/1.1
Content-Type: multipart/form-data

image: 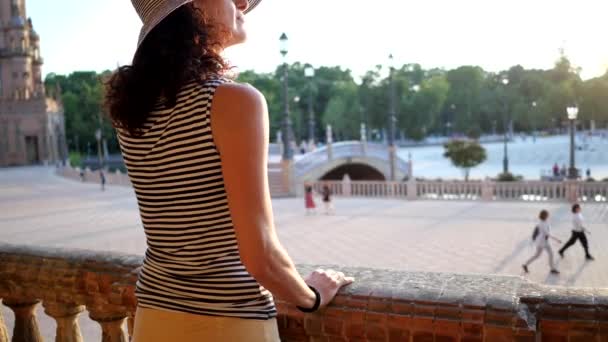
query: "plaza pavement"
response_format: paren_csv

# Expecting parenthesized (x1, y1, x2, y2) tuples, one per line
(0, 166, 606, 340)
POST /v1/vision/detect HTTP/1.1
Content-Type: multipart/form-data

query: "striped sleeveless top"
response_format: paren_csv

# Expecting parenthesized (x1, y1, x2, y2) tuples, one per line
(115, 78, 276, 320)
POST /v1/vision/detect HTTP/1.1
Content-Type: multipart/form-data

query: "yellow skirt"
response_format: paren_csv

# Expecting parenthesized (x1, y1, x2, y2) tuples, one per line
(132, 307, 281, 342)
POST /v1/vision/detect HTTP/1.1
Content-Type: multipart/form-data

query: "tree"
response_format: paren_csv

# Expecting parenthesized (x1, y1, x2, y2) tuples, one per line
(323, 82, 361, 139)
(445, 66, 485, 134)
(443, 140, 487, 181)
(44, 54, 607, 152)
(399, 74, 450, 140)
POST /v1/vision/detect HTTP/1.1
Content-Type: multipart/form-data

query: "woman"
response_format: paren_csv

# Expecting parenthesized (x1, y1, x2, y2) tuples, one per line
(522, 210, 561, 275)
(104, 1, 353, 340)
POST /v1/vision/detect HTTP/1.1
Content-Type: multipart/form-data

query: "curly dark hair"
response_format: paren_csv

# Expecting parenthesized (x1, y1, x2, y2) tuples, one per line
(539, 210, 549, 221)
(104, 3, 230, 135)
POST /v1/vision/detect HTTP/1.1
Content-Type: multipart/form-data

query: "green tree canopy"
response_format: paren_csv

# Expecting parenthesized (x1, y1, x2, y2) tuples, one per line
(443, 140, 487, 180)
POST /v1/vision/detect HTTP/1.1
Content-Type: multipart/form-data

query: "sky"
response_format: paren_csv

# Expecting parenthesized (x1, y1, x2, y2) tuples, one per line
(28, 0, 608, 81)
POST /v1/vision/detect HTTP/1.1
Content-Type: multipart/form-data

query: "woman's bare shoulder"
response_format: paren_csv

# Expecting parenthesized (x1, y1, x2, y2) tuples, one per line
(213, 82, 267, 112)
(210, 82, 269, 149)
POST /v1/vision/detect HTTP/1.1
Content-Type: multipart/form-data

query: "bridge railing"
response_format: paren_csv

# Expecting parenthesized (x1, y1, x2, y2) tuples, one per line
(417, 181, 483, 200)
(493, 181, 569, 201)
(309, 179, 608, 203)
(295, 141, 409, 178)
(1, 244, 607, 341)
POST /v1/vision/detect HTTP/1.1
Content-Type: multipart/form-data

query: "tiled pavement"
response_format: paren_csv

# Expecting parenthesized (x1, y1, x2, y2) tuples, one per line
(1, 166, 606, 339)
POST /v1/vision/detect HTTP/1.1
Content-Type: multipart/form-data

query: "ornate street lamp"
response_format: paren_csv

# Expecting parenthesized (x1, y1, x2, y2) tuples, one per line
(501, 77, 510, 174)
(567, 106, 579, 179)
(387, 54, 397, 181)
(304, 65, 315, 150)
(279, 33, 293, 161)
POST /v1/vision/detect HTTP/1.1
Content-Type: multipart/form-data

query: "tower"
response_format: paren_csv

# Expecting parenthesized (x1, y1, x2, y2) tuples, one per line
(0, 0, 66, 166)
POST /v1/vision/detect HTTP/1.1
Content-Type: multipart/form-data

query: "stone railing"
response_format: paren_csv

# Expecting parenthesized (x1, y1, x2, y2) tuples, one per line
(1, 243, 607, 341)
(58, 165, 132, 187)
(310, 179, 608, 203)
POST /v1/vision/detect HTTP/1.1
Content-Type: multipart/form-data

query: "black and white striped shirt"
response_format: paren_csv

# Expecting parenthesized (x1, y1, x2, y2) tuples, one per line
(116, 78, 276, 320)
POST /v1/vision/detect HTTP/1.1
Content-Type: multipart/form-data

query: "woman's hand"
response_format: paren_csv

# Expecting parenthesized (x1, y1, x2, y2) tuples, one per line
(304, 269, 354, 308)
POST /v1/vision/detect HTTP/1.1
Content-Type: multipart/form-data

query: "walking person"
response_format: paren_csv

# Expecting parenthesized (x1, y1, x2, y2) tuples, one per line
(559, 204, 595, 261)
(552, 163, 559, 177)
(304, 184, 316, 215)
(105, 1, 353, 341)
(322, 185, 334, 215)
(100, 170, 106, 191)
(522, 210, 561, 274)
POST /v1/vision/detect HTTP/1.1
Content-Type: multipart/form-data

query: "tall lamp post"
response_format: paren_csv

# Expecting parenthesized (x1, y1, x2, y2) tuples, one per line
(304, 65, 315, 151)
(501, 77, 510, 174)
(567, 106, 579, 179)
(387, 54, 397, 181)
(279, 33, 293, 161)
(95, 113, 104, 171)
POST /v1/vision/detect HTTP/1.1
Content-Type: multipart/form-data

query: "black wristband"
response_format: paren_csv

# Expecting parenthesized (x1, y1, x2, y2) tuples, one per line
(297, 286, 321, 313)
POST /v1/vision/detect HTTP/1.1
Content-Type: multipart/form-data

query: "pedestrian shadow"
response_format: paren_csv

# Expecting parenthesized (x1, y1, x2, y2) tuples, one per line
(493, 238, 531, 273)
(565, 261, 590, 286)
(543, 272, 561, 285)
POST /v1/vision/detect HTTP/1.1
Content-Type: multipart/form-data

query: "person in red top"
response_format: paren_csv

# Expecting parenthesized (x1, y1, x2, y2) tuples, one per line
(304, 184, 316, 214)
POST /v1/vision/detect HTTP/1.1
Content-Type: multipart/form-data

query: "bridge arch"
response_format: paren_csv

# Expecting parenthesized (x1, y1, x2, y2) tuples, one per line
(320, 162, 385, 181)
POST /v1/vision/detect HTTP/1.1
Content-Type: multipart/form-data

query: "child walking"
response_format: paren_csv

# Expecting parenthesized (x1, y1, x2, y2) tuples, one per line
(304, 185, 316, 215)
(523, 210, 562, 274)
(322, 185, 334, 215)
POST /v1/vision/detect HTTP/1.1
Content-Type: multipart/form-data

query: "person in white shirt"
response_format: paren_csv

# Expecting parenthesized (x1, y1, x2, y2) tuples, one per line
(523, 210, 562, 274)
(558, 204, 594, 260)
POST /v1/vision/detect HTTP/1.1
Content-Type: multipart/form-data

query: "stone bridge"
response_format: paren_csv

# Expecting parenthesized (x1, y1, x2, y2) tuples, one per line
(291, 141, 411, 182)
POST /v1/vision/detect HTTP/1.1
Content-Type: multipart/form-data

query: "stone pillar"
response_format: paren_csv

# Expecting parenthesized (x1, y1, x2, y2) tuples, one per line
(360, 123, 367, 156)
(43, 303, 85, 342)
(126, 314, 135, 341)
(326, 125, 333, 160)
(406, 178, 417, 201)
(281, 159, 296, 197)
(565, 180, 579, 204)
(342, 174, 352, 197)
(3, 300, 43, 342)
(481, 180, 494, 201)
(89, 312, 128, 342)
(407, 152, 413, 180)
(277, 130, 283, 158)
(0, 305, 9, 342)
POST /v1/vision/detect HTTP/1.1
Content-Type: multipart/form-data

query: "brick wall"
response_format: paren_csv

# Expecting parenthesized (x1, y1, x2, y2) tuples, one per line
(0, 244, 606, 341)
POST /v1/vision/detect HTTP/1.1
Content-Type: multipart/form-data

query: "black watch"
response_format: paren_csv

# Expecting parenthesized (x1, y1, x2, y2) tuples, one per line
(297, 286, 321, 313)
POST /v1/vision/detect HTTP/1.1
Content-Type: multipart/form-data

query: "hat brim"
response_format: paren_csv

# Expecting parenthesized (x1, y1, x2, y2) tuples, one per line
(244, 0, 262, 14)
(137, 0, 262, 49)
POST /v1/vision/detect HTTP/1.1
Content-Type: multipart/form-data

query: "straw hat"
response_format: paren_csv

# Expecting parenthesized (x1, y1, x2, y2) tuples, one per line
(132, 0, 262, 48)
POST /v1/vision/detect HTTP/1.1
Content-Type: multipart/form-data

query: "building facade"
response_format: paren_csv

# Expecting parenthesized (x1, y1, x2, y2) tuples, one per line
(0, 0, 66, 166)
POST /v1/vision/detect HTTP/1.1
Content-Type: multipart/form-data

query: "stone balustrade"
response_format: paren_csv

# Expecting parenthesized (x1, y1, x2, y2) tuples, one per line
(1, 243, 607, 341)
(58, 166, 131, 187)
(310, 179, 608, 203)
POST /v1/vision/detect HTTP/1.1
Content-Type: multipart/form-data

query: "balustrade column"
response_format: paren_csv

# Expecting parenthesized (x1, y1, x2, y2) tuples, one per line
(89, 311, 128, 342)
(3, 300, 43, 342)
(407, 179, 417, 200)
(342, 175, 352, 197)
(126, 313, 135, 340)
(43, 302, 85, 342)
(0, 304, 8, 342)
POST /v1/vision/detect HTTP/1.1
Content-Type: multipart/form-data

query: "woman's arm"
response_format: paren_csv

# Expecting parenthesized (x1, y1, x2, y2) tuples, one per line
(211, 83, 352, 309)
